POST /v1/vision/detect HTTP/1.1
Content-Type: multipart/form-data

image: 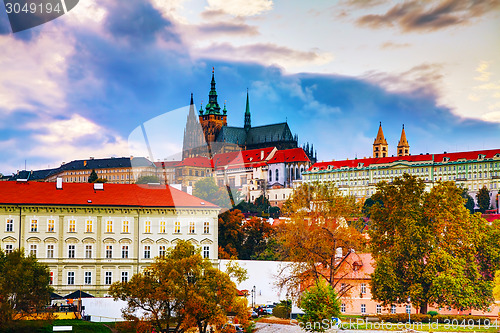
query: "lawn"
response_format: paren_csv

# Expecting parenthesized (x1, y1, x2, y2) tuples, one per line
(1, 319, 113, 333)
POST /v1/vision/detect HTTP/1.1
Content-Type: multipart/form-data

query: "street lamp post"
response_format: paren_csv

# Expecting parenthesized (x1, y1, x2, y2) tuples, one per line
(251, 286, 256, 308)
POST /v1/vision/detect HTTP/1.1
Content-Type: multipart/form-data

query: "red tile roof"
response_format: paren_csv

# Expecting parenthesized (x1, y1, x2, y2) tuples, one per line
(212, 147, 276, 170)
(176, 157, 213, 168)
(268, 148, 310, 164)
(0, 181, 218, 209)
(308, 148, 500, 171)
(154, 161, 180, 168)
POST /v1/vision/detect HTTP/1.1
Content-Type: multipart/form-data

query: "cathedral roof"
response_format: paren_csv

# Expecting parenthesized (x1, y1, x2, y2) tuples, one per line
(214, 122, 295, 147)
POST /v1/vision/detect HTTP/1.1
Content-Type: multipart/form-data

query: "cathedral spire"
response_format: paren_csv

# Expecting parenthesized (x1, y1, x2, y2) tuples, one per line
(205, 67, 221, 114)
(397, 124, 410, 156)
(373, 122, 388, 158)
(244, 89, 251, 130)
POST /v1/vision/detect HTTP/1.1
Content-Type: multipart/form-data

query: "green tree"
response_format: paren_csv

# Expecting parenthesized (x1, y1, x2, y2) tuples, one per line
(297, 280, 340, 332)
(136, 175, 160, 184)
(0, 249, 53, 327)
(88, 169, 98, 183)
(369, 175, 500, 314)
(460, 188, 475, 214)
(193, 177, 232, 210)
(277, 182, 366, 299)
(109, 240, 247, 333)
(477, 185, 491, 213)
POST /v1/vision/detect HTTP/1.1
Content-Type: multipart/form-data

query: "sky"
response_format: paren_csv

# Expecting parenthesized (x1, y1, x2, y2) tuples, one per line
(0, 0, 499, 174)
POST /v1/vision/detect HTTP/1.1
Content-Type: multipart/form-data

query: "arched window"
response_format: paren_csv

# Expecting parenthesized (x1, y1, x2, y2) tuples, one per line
(296, 167, 300, 180)
(269, 170, 272, 182)
(276, 169, 279, 181)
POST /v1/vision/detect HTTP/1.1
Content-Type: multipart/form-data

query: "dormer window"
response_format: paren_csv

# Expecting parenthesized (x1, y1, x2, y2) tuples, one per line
(478, 154, 486, 160)
(443, 157, 450, 162)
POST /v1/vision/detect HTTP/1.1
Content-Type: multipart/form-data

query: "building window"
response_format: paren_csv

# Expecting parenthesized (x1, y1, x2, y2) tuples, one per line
(6, 219, 14, 232)
(86, 220, 93, 233)
(106, 220, 113, 233)
(84, 271, 92, 285)
(361, 304, 366, 314)
(144, 220, 151, 233)
(30, 244, 37, 257)
(120, 220, 128, 233)
(276, 169, 279, 181)
(121, 271, 128, 283)
(5, 244, 13, 254)
(105, 271, 112, 285)
(361, 283, 366, 294)
(68, 245, 75, 258)
(144, 246, 151, 259)
(68, 219, 76, 233)
(376, 305, 381, 314)
(159, 245, 166, 257)
(391, 305, 396, 314)
(106, 245, 113, 259)
(406, 305, 411, 314)
(30, 219, 38, 232)
(174, 221, 181, 234)
(85, 245, 92, 259)
(159, 220, 166, 233)
(269, 170, 272, 181)
(47, 219, 55, 232)
(50, 272, 54, 285)
(189, 221, 195, 234)
(341, 303, 346, 313)
(47, 244, 54, 258)
(122, 245, 129, 259)
(203, 246, 209, 259)
(203, 221, 210, 234)
(67, 272, 75, 285)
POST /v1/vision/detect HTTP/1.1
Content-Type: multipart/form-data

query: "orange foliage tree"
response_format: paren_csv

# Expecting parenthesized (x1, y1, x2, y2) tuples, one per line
(277, 182, 366, 300)
(109, 240, 248, 332)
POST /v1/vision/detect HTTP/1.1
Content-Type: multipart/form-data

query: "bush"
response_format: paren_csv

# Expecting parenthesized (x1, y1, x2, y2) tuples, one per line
(273, 304, 291, 319)
(427, 311, 438, 317)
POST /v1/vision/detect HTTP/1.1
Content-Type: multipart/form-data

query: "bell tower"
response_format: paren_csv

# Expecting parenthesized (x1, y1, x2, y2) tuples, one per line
(199, 68, 227, 150)
(373, 122, 388, 158)
(397, 124, 410, 156)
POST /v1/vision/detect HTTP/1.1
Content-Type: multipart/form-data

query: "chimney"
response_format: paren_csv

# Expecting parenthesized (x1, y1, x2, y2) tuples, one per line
(260, 150, 264, 160)
(94, 183, 104, 191)
(56, 177, 63, 189)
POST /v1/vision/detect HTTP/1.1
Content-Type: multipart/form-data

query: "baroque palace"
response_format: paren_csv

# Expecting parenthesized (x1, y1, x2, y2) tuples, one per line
(304, 123, 500, 210)
(0, 181, 219, 296)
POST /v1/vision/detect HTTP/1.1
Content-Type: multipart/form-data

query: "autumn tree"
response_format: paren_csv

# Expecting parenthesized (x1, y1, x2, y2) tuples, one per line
(277, 182, 366, 299)
(0, 249, 53, 327)
(369, 175, 500, 314)
(477, 185, 491, 213)
(297, 280, 340, 332)
(218, 209, 245, 258)
(109, 241, 247, 333)
(240, 217, 275, 260)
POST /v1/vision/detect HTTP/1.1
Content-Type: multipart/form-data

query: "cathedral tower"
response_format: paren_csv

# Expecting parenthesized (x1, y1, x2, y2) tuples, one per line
(199, 68, 227, 151)
(373, 122, 388, 158)
(397, 124, 410, 157)
(182, 93, 207, 159)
